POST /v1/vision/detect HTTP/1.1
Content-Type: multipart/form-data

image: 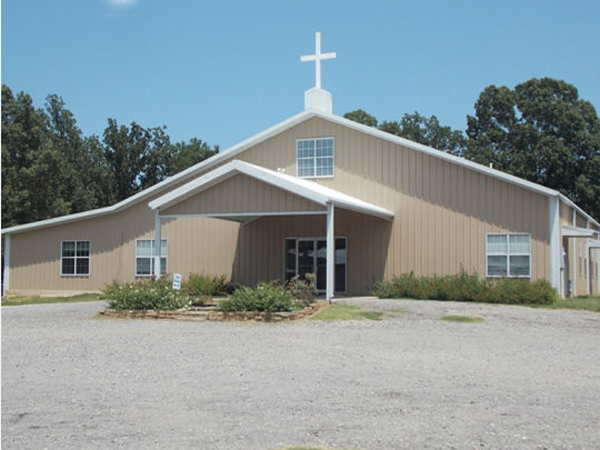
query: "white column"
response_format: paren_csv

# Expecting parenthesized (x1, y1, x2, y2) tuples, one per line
(326, 202, 335, 301)
(597, 248, 600, 296)
(3, 235, 10, 296)
(548, 197, 561, 295)
(571, 210, 577, 297)
(154, 211, 161, 280)
(586, 221, 592, 296)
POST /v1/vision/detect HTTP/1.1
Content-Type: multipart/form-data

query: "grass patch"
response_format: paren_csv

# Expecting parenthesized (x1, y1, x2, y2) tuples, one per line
(2, 293, 102, 307)
(388, 308, 409, 314)
(537, 296, 600, 313)
(311, 304, 383, 321)
(440, 315, 484, 323)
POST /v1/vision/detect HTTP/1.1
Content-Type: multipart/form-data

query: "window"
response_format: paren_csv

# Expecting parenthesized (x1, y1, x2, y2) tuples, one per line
(296, 138, 334, 178)
(486, 234, 530, 277)
(61, 241, 90, 276)
(136, 239, 167, 276)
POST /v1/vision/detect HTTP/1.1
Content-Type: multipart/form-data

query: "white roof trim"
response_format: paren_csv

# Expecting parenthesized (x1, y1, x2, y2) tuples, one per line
(150, 160, 394, 221)
(562, 225, 597, 238)
(3, 107, 598, 234)
(587, 239, 600, 249)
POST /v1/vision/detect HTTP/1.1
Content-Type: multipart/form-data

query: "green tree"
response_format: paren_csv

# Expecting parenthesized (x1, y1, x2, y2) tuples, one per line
(101, 119, 173, 201)
(343, 109, 378, 127)
(379, 112, 466, 156)
(466, 78, 600, 219)
(167, 138, 219, 174)
(1, 86, 71, 226)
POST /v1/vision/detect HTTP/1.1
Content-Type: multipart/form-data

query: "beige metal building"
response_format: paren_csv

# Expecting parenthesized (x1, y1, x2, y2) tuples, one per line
(2, 36, 599, 298)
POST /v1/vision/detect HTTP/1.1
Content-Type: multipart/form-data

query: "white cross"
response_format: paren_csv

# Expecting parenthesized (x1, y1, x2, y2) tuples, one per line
(300, 32, 336, 90)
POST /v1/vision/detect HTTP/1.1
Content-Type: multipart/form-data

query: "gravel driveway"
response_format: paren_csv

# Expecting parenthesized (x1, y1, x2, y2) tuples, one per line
(2, 298, 600, 450)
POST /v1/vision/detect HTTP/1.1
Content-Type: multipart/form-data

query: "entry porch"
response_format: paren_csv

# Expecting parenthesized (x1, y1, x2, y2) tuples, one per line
(148, 160, 394, 299)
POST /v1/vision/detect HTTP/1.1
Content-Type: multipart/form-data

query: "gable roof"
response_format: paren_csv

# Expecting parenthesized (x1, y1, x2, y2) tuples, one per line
(149, 160, 394, 221)
(2, 108, 598, 234)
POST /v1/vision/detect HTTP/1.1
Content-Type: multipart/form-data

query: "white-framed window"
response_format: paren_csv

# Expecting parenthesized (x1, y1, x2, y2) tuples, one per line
(486, 233, 531, 278)
(61, 240, 90, 276)
(136, 239, 167, 276)
(296, 137, 334, 178)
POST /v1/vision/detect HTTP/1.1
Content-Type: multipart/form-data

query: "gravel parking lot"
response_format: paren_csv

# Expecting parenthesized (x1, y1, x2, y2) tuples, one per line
(2, 298, 600, 450)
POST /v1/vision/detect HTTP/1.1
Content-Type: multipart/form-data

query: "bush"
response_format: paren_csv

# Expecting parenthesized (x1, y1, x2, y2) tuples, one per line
(373, 272, 556, 305)
(182, 272, 229, 297)
(286, 273, 318, 306)
(217, 281, 300, 312)
(103, 278, 191, 310)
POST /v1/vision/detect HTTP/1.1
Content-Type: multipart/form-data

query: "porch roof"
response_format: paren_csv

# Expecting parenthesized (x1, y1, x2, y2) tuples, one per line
(149, 160, 394, 221)
(562, 225, 598, 238)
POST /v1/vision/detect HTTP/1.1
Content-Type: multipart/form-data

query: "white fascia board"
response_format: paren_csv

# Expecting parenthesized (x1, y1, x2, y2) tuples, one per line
(562, 225, 597, 238)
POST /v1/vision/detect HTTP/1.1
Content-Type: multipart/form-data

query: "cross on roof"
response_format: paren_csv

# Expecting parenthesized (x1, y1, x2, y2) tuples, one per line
(300, 32, 336, 90)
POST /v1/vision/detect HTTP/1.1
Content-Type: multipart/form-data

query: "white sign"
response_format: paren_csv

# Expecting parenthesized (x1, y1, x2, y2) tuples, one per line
(172, 273, 182, 290)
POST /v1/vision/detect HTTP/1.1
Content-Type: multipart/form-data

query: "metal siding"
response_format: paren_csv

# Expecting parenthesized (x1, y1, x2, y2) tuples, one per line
(161, 173, 324, 216)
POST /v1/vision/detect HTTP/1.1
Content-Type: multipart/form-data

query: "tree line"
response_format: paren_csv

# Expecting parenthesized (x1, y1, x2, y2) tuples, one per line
(2, 77, 599, 227)
(344, 78, 600, 220)
(1, 85, 218, 228)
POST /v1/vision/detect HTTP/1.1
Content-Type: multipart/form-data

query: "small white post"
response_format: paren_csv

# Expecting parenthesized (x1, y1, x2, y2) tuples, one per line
(3, 235, 10, 296)
(154, 211, 161, 280)
(585, 240, 591, 296)
(572, 210, 577, 297)
(548, 197, 561, 296)
(326, 202, 335, 301)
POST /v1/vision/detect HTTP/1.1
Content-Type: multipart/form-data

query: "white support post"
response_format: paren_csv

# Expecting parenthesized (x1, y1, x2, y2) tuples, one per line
(584, 241, 592, 295)
(326, 202, 335, 301)
(572, 210, 577, 297)
(549, 197, 561, 296)
(3, 235, 10, 296)
(597, 248, 600, 296)
(154, 211, 161, 280)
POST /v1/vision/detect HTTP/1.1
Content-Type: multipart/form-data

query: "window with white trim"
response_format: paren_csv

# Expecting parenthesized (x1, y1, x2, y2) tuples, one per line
(486, 233, 531, 277)
(136, 239, 167, 276)
(296, 138, 334, 178)
(61, 240, 90, 276)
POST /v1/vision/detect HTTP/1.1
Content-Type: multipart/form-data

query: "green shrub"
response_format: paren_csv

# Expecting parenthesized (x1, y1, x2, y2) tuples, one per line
(217, 281, 300, 312)
(373, 272, 556, 305)
(286, 273, 318, 306)
(484, 278, 558, 305)
(103, 278, 191, 310)
(182, 272, 229, 296)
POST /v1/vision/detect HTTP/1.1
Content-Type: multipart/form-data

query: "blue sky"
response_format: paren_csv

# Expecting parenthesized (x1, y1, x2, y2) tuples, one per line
(3, 0, 600, 149)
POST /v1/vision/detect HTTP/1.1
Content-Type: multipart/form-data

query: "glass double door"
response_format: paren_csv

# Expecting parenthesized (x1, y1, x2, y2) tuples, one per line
(285, 237, 346, 293)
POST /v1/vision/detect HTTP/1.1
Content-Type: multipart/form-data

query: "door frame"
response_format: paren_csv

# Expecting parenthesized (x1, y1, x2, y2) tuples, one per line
(284, 236, 347, 294)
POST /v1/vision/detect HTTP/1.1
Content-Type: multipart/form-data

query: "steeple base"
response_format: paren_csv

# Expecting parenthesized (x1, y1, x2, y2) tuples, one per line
(304, 87, 332, 114)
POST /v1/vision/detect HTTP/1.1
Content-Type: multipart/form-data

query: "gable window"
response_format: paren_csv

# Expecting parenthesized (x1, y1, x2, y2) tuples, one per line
(296, 138, 334, 178)
(486, 233, 531, 278)
(136, 239, 167, 276)
(61, 240, 90, 276)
